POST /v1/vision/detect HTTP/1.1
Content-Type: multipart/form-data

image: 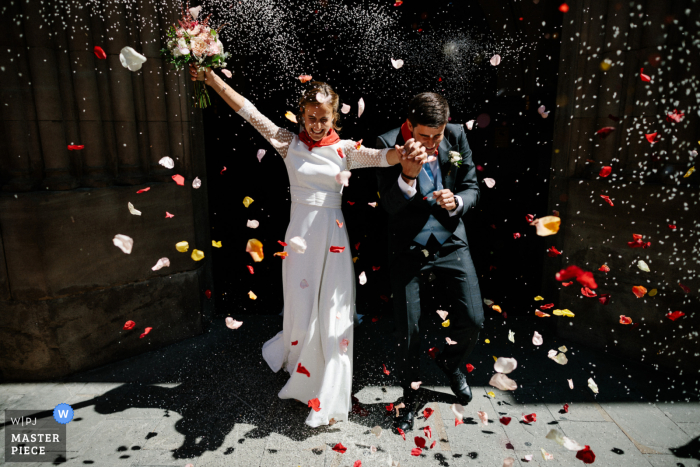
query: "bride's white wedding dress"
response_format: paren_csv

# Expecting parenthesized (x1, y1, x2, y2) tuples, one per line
(237, 99, 390, 427)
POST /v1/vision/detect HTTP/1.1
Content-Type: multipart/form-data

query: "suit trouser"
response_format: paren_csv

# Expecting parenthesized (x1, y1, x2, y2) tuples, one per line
(390, 234, 485, 391)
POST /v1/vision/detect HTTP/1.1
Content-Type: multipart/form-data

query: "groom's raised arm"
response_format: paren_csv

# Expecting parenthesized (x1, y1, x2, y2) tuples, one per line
(452, 127, 480, 216)
(376, 135, 415, 216)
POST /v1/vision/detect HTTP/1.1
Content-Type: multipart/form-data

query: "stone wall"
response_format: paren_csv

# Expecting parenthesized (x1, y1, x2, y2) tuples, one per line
(544, 0, 699, 374)
(0, 0, 213, 380)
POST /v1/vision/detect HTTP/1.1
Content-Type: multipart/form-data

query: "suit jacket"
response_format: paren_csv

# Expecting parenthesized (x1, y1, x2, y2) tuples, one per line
(375, 123, 480, 265)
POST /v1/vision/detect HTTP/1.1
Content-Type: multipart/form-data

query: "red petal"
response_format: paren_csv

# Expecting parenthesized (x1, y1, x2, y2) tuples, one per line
(547, 246, 562, 257)
(139, 327, 152, 339)
(136, 187, 151, 193)
(123, 320, 136, 330)
(513, 233, 521, 239)
(556, 265, 583, 281)
(204, 289, 212, 299)
(525, 214, 535, 223)
(165, 212, 175, 218)
(427, 347, 439, 359)
(67, 144, 85, 150)
(563, 404, 569, 413)
(600, 194, 614, 206)
(562, 281, 574, 287)
(430, 440, 436, 449)
(291, 340, 298, 345)
(386, 403, 394, 412)
(414, 436, 426, 449)
(668, 224, 677, 230)
(172, 174, 185, 186)
(619, 315, 633, 325)
(576, 446, 596, 464)
(353, 461, 362, 467)
(372, 266, 380, 271)
(640, 68, 651, 82)
(93, 46, 107, 60)
(397, 428, 406, 440)
(581, 287, 597, 298)
(308, 398, 321, 412)
(336, 148, 344, 158)
(679, 283, 690, 293)
(247, 265, 254, 274)
(558, 3, 569, 13)
(423, 407, 434, 419)
(332, 443, 347, 453)
(411, 448, 422, 456)
(645, 132, 658, 143)
(278, 240, 288, 247)
(354, 242, 361, 250)
(296, 363, 311, 377)
(423, 426, 432, 439)
(598, 293, 611, 305)
(347, 201, 355, 205)
(666, 311, 685, 321)
(382, 364, 390, 375)
(577, 271, 598, 289)
(336, 219, 343, 228)
(522, 413, 536, 423)
(220, 166, 227, 175)
(455, 418, 464, 426)
(499, 416, 512, 425)
(599, 265, 610, 272)
(371, 316, 379, 322)
(465, 363, 475, 373)
(595, 127, 615, 139)
(540, 303, 554, 310)
(599, 166, 612, 177)
(330, 246, 346, 253)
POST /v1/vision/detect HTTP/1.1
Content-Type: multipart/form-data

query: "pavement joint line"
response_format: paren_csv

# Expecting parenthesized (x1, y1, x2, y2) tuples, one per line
(424, 401, 450, 452)
(592, 402, 660, 455)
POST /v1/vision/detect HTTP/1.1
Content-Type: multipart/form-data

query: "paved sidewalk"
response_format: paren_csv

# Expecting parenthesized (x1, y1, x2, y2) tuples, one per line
(1, 314, 699, 467)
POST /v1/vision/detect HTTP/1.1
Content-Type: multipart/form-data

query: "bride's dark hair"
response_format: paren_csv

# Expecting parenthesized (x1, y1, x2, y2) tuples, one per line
(296, 81, 342, 131)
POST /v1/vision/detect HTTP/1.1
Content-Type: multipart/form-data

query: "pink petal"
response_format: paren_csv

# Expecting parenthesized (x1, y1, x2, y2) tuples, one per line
(165, 212, 175, 218)
(489, 373, 518, 391)
(490, 54, 501, 66)
(335, 171, 352, 187)
(532, 331, 543, 346)
(341, 103, 351, 114)
(494, 357, 518, 374)
(436, 309, 449, 320)
(225, 318, 243, 330)
(483, 178, 496, 188)
(339, 338, 349, 353)
(300, 279, 309, 289)
(172, 174, 185, 186)
(256, 149, 266, 162)
(221, 69, 232, 78)
(477, 411, 488, 425)
(410, 381, 422, 390)
(445, 337, 458, 345)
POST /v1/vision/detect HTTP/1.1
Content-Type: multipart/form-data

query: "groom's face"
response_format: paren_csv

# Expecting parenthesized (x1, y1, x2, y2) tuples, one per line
(406, 121, 446, 155)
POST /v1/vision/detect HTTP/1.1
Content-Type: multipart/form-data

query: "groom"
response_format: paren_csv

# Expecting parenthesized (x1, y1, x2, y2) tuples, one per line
(376, 92, 485, 432)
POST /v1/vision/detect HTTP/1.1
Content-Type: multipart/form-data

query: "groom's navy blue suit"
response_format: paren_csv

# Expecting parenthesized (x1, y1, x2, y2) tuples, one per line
(375, 123, 485, 390)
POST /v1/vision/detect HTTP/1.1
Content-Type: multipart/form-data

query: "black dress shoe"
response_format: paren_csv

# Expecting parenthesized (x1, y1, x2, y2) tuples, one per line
(436, 359, 473, 405)
(395, 409, 414, 432)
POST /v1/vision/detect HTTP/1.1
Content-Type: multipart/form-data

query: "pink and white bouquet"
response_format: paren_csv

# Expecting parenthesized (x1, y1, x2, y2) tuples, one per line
(161, 2, 229, 108)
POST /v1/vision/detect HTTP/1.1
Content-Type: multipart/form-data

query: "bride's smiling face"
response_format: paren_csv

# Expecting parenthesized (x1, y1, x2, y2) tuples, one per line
(303, 103, 334, 141)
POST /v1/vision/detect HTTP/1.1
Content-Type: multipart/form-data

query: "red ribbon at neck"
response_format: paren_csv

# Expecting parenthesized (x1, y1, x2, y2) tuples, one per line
(400, 120, 438, 155)
(299, 128, 340, 150)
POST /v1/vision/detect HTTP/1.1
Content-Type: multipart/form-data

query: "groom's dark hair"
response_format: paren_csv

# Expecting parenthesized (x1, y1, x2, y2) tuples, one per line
(407, 92, 450, 128)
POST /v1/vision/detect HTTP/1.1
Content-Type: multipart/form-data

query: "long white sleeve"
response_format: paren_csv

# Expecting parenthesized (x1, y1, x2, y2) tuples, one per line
(343, 142, 391, 170)
(236, 99, 295, 158)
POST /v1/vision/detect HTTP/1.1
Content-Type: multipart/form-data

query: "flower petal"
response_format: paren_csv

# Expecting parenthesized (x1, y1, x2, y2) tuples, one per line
(225, 318, 243, 329)
(113, 234, 133, 254)
(489, 373, 518, 391)
(151, 257, 170, 271)
(358, 98, 365, 117)
(391, 58, 404, 69)
(119, 46, 147, 72)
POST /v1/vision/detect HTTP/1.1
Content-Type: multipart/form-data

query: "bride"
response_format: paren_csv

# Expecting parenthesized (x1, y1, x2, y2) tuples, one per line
(189, 64, 427, 427)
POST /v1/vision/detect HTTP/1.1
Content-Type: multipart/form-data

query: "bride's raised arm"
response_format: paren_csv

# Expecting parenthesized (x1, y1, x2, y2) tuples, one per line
(189, 64, 294, 158)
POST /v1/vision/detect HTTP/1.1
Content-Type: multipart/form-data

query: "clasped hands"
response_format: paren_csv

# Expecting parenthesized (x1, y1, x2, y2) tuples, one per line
(395, 139, 457, 211)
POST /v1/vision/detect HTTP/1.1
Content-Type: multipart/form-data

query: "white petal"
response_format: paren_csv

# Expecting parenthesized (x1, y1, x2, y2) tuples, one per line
(410, 381, 422, 390)
(483, 299, 494, 306)
(502, 458, 515, 467)
(637, 260, 650, 272)
(358, 98, 365, 118)
(151, 257, 170, 271)
(489, 373, 517, 391)
(128, 202, 141, 216)
(225, 317, 243, 330)
(391, 58, 404, 69)
(341, 103, 351, 114)
(532, 331, 543, 346)
(547, 349, 558, 358)
(119, 46, 147, 72)
(588, 378, 599, 394)
(524, 455, 533, 461)
(451, 403, 466, 421)
(289, 236, 307, 253)
(158, 156, 174, 169)
(113, 234, 133, 254)
(465, 120, 475, 130)
(371, 426, 382, 438)
(508, 330, 515, 343)
(359, 271, 367, 285)
(483, 178, 496, 188)
(490, 54, 501, 66)
(445, 337, 458, 345)
(256, 149, 266, 162)
(189, 5, 202, 19)
(192, 177, 202, 189)
(335, 170, 352, 187)
(436, 309, 449, 321)
(545, 429, 585, 451)
(494, 357, 517, 374)
(247, 219, 259, 229)
(316, 92, 331, 104)
(568, 379, 574, 389)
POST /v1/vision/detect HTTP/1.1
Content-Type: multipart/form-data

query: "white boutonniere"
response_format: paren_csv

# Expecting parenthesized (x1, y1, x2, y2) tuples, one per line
(448, 150, 463, 168)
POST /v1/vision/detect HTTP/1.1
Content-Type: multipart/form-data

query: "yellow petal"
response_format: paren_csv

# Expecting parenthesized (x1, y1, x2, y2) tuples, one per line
(649, 288, 658, 297)
(558, 345, 568, 353)
(246, 239, 264, 262)
(683, 166, 695, 178)
(285, 111, 298, 123)
(442, 319, 451, 327)
(243, 196, 254, 208)
(176, 241, 189, 252)
(532, 216, 561, 236)
(352, 256, 358, 263)
(492, 305, 502, 313)
(534, 296, 544, 301)
(553, 309, 575, 317)
(212, 240, 222, 248)
(599, 58, 612, 71)
(274, 251, 289, 258)
(493, 356, 498, 362)
(248, 290, 257, 300)
(487, 391, 495, 398)
(485, 339, 491, 343)
(191, 249, 205, 261)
